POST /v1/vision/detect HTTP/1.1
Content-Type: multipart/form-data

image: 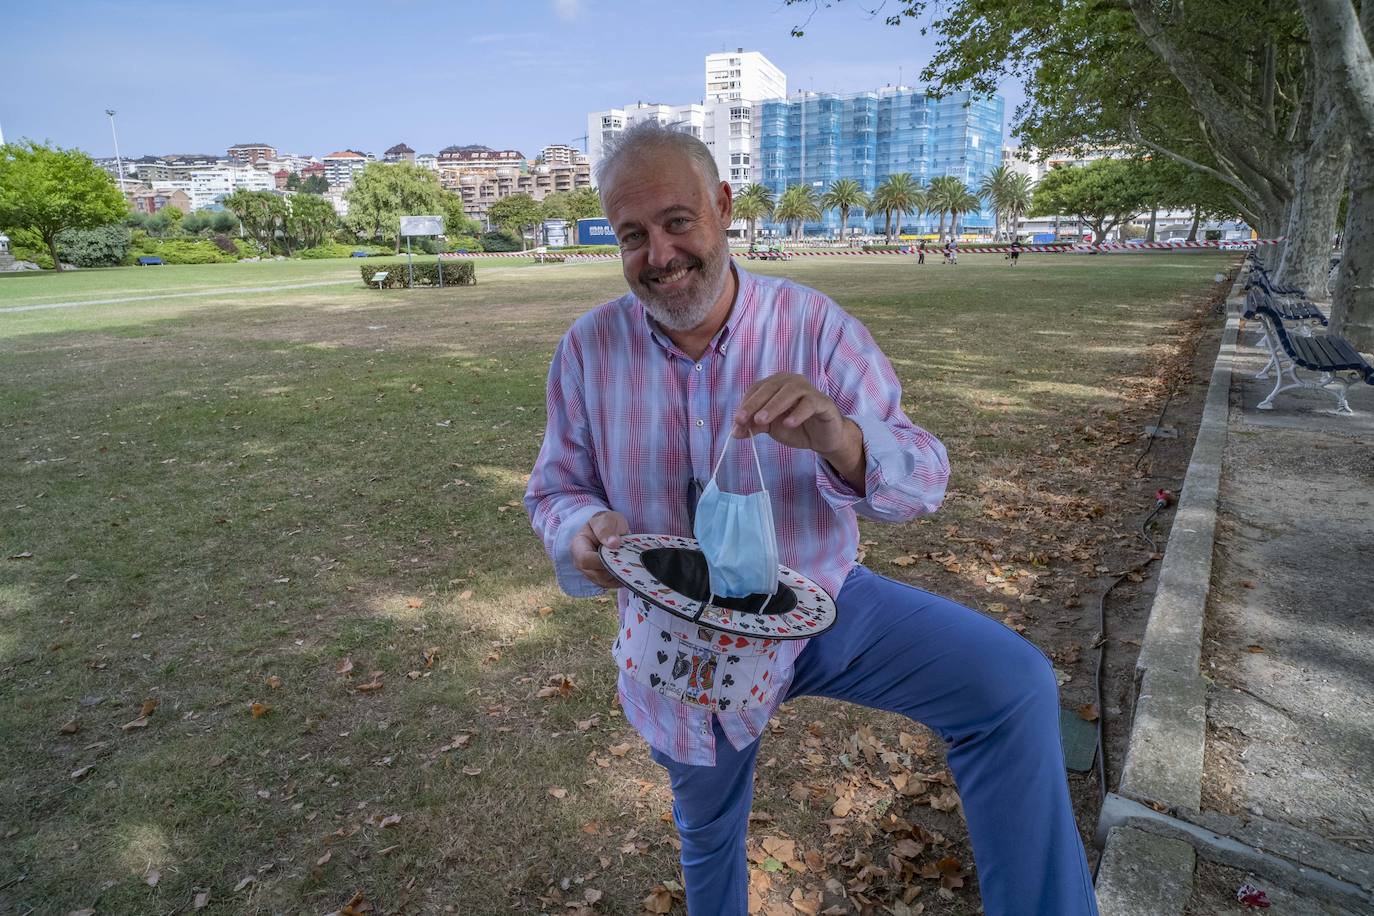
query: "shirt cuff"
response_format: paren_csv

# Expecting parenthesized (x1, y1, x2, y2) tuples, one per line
(815, 413, 900, 512)
(552, 503, 611, 597)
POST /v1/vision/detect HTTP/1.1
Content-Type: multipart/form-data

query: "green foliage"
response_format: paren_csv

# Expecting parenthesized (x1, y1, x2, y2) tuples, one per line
(360, 260, 476, 288)
(443, 235, 482, 252)
(285, 172, 302, 191)
(127, 234, 236, 264)
(344, 162, 446, 251)
(821, 178, 870, 238)
(440, 193, 483, 239)
(299, 173, 329, 194)
(540, 188, 603, 224)
(287, 193, 338, 249)
(774, 185, 822, 240)
(7, 226, 55, 268)
(479, 229, 522, 252)
(55, 224, 131, 267)
(222, 189, 286, 254)
(733, 183, 776, 243)
(486, 194, 543, 250)
(0, 140, 130, 270)
(1031, 159, 1153, 241)
(870, 173, 925, 240)
(181, 210, 237, 236)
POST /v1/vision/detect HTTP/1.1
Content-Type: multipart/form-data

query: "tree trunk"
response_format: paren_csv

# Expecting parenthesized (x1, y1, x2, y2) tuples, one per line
(936, 212, 946, 241)
(1146, 207, 1157, 243)
(1274, 107, 1349, 298)
(46, 233, 63, 272)
(1331, 153, 1374, 352)
(840, 207, 848, 245)
(1187, 206, 1201, 241)
(747, 219, 756, 245)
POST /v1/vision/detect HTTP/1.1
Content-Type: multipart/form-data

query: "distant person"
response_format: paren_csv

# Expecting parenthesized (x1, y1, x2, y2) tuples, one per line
(1009, 238, 1022, 266)
(917, 239, 926, 264)
(524, 119, 1098, 916)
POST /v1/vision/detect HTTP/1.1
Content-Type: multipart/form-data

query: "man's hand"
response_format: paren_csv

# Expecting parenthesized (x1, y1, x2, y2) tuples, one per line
(570, 510, 630, 590)
(732, 373, 866, 492)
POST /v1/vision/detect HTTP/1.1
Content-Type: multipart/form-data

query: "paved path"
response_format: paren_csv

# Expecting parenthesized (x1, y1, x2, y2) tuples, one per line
(1095, 275, 1374, 914)
(0, 278, 360, 314)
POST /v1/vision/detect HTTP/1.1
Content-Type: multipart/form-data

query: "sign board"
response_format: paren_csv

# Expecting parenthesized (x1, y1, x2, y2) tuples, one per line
(576, 218, 617, 246)
(400, 215, 444, 237)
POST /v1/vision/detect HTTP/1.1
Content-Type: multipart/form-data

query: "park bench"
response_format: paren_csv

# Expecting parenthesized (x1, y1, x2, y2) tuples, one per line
(533, 252, 566, 263)
(1245, 291, 1374, 414)
(370, 271, 389, 290)
(136, 256, 163, 266)
(350, 250, 370, 258)
(1247, 264, 1327, 318)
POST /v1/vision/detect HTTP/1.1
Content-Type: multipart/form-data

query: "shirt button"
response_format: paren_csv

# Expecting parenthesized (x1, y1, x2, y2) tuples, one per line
(719, 344, 728, 353)
(694, 363, 703, 372)
(695, 419, 704, 427)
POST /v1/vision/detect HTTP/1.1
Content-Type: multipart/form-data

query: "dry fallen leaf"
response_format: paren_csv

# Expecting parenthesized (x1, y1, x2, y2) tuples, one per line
(121, 716, 149, 732)
(608, 742, 632, 757)
(354, 674, 384, 692)
(250, 702, 271, 719)
(145, 866, 161, 887)
(643, 886, 674, 914)
(70, 764, 95, 780)
(548, 786, 568, 799)
(422, 646, 440, 668)
(193, 889, 210, 909)
(537, 605, 554, 617)
(58, 719, 79, 735)
(1246, 645, 1265, 653)
(336, 657, 354, 676)
(265, 675, 283, 689)
(233, 875, 256, 892)
(316, 850, 332, 867)
(1077, 703, 1100, 722)
(406, 597, 424, 609)
(891, 555, 917, 567)
(140, 698, 159, 717)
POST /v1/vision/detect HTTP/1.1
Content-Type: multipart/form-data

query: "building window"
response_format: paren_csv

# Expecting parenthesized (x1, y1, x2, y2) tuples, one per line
(730, 107, 751, 121)
(730, 153, 751, 165)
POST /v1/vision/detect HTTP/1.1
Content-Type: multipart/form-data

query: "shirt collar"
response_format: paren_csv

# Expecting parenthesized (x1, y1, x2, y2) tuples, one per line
(638, 261, 758, 358)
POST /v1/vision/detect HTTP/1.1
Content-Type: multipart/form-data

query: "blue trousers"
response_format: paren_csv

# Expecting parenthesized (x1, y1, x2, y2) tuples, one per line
(650, 566, 1099, 916)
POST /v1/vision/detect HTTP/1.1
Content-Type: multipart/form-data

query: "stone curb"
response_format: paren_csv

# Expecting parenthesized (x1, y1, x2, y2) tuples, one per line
(1094, 274, 1246, 913)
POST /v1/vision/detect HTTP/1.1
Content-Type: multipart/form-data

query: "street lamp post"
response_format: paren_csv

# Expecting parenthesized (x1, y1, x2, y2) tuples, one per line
(105, 109, 124, 192)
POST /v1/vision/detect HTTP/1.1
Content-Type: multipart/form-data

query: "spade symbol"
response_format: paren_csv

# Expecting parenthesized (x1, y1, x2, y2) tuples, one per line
(650, 673, 662, 687)
(660, 631, 671, 642)
(656, 650, 668, 665)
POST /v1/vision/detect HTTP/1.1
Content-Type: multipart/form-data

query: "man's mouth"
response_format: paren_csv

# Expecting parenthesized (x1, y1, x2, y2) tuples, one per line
(648, 264, 694, 286)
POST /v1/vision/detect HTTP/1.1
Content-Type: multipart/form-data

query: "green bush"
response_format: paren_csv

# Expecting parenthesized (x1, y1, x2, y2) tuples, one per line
(7, 227, 56, 268)
(126, 233, 236, 264)
(444, 235, 482, 252)
(54, 225, 132, 267)
(479, 230, 521, 252)
(233, 239, 263, 259)
(298, 242, 358, 259)
(361, 261, 476, 288)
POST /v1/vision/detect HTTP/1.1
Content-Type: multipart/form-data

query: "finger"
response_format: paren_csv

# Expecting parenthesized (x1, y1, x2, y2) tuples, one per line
(776, 396, 822, 430)
(589, 511, 628, 549)
(752, 385, 810, 431)
(733, 375, 791, 429)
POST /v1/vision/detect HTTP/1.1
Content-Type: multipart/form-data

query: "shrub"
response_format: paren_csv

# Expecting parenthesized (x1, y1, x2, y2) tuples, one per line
(233, 239, 263, 259)
(479, 230, 521, 252)
(297, 242, 358, 259)
(55, 225, 132, 267)
(361, 261, 475, 288)
(210, 234, 238, 255)
(126, 234, 236, 264)
(8, 227, 56, 268)
(444, 235, 482, 253)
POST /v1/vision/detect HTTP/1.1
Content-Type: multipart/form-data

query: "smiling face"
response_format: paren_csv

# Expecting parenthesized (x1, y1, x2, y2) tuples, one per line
(601, 146, 734, 333)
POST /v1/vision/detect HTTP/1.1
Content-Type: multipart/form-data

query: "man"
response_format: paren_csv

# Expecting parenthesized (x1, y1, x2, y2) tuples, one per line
(917, 239, 926, 264)
(525, 121, 1097, 916)
(1010, 237, 1022, 266)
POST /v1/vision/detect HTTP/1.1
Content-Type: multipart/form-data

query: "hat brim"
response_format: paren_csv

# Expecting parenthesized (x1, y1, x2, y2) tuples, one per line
(599, 533, 837, 639)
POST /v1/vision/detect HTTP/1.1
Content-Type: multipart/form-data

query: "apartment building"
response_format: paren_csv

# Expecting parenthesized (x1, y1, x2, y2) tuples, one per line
(755, 86, 1005, 234)
(384, 143, 416, 163)
(321, 150, 371, 188)
(227, 143, 277, 164)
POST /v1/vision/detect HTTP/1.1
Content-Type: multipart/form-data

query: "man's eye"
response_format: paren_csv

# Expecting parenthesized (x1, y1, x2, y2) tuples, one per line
(620, 232, 644, 248)
(668, 218, 692, 231)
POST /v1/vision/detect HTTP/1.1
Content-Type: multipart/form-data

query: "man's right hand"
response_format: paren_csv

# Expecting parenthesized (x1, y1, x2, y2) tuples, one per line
(570, 510, 630, 590)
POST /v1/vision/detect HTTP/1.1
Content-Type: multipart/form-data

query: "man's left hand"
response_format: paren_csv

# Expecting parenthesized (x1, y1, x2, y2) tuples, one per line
(732, 373, 865, 491)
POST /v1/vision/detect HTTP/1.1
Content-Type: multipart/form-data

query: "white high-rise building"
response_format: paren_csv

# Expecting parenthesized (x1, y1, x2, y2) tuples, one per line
(704, 49, 786, 104)
(587, 50, 785, 192)
(587, 102, 706, 178)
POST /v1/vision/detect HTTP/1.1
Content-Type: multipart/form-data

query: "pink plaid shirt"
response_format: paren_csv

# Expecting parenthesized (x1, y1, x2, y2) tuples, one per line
(525, 265, 949, 765)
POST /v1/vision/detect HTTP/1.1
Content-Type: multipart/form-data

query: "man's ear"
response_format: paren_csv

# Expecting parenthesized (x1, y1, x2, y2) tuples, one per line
(716, 181, 733, 228)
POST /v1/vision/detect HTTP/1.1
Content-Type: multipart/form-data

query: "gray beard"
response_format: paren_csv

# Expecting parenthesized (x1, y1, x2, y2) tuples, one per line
(635, 242, 730, 332)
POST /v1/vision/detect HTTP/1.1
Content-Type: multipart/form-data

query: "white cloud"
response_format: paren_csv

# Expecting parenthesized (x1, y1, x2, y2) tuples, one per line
(551, 0, 582, 21)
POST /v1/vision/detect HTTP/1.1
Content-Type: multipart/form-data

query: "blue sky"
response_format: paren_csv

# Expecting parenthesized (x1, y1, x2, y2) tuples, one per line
(1, 0, 1024, 159)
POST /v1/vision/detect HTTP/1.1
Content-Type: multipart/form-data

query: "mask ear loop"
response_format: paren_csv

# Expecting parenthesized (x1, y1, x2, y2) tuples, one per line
(710, 430, 768, 496)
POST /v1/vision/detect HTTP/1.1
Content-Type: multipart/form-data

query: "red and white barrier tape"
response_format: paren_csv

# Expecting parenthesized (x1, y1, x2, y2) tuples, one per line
(439, 238, 1281, 260)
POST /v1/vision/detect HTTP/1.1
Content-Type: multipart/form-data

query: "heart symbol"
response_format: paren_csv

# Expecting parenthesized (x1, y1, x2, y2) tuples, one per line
(735, 637, 749, 648)
(718, 634, 731, 646)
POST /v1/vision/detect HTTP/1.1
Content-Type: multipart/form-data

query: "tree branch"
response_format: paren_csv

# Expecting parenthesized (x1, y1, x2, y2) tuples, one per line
(1128, 116, 1261, 207)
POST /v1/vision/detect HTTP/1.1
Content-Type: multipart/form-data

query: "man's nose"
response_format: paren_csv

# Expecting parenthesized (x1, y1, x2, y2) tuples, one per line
(646, 229, 676, 269)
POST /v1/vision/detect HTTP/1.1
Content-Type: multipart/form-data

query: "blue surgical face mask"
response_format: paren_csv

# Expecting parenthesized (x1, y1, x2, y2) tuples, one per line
(693, 433, 779, 598)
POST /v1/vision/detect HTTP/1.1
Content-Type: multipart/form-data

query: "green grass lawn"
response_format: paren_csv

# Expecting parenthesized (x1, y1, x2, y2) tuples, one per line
(0, 253, 1230, 915)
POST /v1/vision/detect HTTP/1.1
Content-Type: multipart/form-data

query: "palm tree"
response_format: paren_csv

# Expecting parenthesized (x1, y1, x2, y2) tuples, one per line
(820, 178, 869, 244)
(733, 183, 775, 245)
(1002, 173, 1034, 241)
(978, 164, 1017, 241)
(925, 175, 965, 241)
(947, 188, 983, 239)
(870, 173, 923, 242)
(774, 184, 821, 241)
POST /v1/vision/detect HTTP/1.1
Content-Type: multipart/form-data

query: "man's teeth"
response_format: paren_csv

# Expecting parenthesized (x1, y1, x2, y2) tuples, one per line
(655, 267, 690, 284)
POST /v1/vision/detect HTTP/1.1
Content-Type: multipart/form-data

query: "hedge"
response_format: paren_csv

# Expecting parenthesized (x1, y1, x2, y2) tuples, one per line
(126, 235, 236, 264)
(361, 261, 476, 288)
